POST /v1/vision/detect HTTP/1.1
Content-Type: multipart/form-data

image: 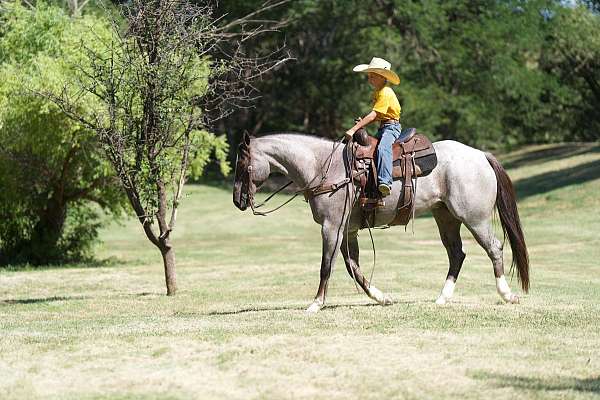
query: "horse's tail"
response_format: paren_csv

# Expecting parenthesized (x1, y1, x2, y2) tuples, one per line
(485, 152, 530, 293)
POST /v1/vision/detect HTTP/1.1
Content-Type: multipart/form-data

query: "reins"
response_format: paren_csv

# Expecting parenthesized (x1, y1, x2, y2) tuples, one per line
(249, 176, 297, 216)
(248, 138, 352, 216)
(342, 140, 378, 292)
(242, 135, 379, 291)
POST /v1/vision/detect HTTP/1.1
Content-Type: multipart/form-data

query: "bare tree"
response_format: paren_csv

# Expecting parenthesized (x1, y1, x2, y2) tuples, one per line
(45, 0, 291, 295)
(66, 0, 90, 17)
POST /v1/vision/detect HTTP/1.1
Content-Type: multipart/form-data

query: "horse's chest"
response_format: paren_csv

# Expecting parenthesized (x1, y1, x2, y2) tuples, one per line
(307, 191, 348, 225)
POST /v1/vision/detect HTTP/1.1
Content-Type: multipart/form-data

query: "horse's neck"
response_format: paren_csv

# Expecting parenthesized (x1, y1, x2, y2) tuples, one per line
(256, 135, 340, 187)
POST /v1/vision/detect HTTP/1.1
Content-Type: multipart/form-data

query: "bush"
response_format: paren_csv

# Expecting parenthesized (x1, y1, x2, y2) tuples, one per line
(0, 1, 126, 265)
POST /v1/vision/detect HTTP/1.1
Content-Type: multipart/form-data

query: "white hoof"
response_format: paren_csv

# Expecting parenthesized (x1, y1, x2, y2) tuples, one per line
(436, 279, 455, 305)
(380, 293, 394, 306)
(369, 286, 393, 306)
(306, 300, 323, 314)
(502, 293, 520, 304)
(496, 276, 519, 304)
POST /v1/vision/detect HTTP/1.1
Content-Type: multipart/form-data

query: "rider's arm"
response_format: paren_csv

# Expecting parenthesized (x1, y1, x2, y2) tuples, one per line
(345, 110, 377, 140)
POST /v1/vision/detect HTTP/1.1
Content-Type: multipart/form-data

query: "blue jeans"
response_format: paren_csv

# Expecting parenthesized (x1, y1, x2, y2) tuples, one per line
(376, 122, 404, 186)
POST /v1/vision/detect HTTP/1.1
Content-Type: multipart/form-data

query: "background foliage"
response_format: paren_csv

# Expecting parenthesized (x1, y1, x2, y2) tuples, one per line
(0, 1, 230, 265)
(0, 1, 126, 264)
(0, 0, 598, 266)
(214, 0, 600, 150)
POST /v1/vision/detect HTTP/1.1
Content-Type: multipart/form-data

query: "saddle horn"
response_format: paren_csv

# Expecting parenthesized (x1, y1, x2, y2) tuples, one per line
(354, 127, 370, 146)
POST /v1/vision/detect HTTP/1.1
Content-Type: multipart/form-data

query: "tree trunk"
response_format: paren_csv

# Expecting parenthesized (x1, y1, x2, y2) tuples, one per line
(160, 244, 177, 296)
(29, 196, 67, 264)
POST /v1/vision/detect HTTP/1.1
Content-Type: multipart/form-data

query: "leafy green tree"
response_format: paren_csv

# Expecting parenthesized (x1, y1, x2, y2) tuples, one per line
(218, 0, 599, 151)
(215, 0, 380, 140)
(372, 0, 568, 147)
(0, 1, 126, 264)
(542, 3, 600, 140)
(45, 0, 285, 294)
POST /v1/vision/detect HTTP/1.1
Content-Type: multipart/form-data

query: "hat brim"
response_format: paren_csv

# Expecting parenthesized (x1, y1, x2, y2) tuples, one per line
(353, 65, 400, 85)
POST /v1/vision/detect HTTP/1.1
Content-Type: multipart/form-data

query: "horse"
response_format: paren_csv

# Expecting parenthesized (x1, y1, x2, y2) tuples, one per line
(232, 131, 529, 313)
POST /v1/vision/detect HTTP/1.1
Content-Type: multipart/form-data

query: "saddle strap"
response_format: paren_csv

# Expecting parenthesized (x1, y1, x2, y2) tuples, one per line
(360, 154, 381, 228)
(305, 170, 366, 199)
(392, 139, 419, 226)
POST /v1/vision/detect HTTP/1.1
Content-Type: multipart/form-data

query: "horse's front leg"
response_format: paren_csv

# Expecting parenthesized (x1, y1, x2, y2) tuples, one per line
(306, 220, 345, 313)
(341, 231, 394, 306)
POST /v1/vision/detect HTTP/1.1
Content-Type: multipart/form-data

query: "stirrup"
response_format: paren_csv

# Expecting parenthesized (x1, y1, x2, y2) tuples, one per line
(378, 183, 391, 197)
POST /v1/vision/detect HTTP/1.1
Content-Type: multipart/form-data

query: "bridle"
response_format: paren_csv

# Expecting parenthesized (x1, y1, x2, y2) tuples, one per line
(237, 137, 362, 216)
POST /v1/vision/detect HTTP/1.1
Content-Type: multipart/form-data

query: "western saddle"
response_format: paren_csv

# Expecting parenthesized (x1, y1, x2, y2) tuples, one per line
(351, 127, 437, 228)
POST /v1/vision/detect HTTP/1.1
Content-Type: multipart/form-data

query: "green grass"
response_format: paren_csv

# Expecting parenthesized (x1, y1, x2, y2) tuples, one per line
(1, 143, 600, 400)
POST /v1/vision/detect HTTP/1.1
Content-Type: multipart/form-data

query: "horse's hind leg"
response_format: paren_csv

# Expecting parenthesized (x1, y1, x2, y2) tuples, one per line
(432, 206, 466, 305)
(465, 219, 519, 304)
(341, 231, 393, 306)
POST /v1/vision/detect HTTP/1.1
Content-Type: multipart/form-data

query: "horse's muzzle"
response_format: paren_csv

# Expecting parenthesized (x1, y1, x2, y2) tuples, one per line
(233, 182, 248, 211)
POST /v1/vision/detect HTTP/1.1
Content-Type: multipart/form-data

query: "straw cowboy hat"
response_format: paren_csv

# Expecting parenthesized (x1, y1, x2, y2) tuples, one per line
(353, 57, 400, 85)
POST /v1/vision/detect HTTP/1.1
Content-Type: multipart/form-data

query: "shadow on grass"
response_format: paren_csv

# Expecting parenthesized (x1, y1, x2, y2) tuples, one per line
(199, 299, 423, 316)
(0, 256, 137, 272)
(503, 144, 600, 170)
(204, 303, 378, 316)
(472, 371, 600, 394)
(0, 292, 158, 306)
(513, 159, 600, 199)
(0, 295, 90, 305)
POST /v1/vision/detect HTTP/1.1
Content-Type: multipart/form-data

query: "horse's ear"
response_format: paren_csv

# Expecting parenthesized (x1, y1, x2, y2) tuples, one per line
(242, 131, 251, 147)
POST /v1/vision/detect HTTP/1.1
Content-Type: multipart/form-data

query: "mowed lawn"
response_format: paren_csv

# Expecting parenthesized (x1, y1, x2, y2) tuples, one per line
(1, 143, 600, 400)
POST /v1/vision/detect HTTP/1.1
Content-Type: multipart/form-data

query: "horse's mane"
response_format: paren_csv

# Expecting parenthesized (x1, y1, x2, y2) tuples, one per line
(254, 132, 336, 145)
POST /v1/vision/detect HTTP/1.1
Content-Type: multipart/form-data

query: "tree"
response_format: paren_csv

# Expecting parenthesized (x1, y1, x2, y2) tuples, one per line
(543, 3, 600, 140)
(215, 0, 380, 141)
(0, 1, 126, 264)
(46, 0, 289, 294)
(217, 0, 599, 151)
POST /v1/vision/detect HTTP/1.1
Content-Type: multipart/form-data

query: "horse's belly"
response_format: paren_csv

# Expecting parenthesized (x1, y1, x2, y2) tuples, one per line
(369, 168, 443, 228)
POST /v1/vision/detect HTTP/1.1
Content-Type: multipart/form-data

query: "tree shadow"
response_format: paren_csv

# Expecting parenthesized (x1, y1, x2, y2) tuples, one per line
(472, 371, 600, 394)
(0, 295, 90, 305)
(0, 256, 126, 272)
(0, 256, 149, 272)
(0, 292, 159, 306)
(513, 159, 600, 199)
(503, 144, 600, 170)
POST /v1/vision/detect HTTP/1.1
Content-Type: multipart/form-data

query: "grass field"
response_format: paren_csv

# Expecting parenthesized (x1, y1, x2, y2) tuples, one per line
(1, 143, 600, 399)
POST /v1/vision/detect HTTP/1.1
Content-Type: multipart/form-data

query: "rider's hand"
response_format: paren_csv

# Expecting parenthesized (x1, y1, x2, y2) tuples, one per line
(344, 128, 355, 142)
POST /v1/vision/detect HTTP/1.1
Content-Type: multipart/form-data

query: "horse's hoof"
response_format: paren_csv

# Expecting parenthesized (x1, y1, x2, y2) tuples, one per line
(435, 295, 448, 305)
(500, 293, 520, 304)
(506, 293, 520, 304)
(306, 301, 322, 314)
(380, 293, 394, 306)
(369, 286, 393, 306)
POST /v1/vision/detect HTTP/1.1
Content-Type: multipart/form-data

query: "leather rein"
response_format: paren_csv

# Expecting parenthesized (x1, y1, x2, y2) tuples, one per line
(239, 135, 379, 293)
(243, 139, 365, 216)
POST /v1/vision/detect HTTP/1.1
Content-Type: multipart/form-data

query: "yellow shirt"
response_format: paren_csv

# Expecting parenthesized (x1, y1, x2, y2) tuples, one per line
(372, 86, 401, 121)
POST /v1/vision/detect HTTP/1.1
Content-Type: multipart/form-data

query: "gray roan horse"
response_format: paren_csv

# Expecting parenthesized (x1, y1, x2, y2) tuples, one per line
(233, 132, 529, 313)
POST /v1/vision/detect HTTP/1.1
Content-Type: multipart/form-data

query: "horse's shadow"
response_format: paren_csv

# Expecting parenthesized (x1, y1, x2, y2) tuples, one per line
(203, 299, 424, 316)
(0, 294, 423, 314)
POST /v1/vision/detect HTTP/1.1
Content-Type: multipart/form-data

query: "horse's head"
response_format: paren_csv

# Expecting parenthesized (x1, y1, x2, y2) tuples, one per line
(233, 132, 269, 211)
